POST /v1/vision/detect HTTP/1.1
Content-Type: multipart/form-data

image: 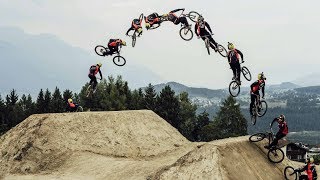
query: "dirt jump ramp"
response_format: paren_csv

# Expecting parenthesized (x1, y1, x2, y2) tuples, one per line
(0, 110, 314, 180)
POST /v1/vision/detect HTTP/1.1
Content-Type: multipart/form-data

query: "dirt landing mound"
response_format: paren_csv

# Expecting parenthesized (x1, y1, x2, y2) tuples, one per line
(1, 110, 316, 180)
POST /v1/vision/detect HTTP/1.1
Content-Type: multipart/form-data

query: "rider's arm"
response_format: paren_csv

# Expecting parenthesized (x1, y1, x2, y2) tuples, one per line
(237, 49, 244, 61)
(170, 8, 184, 13)
(261, 84, 265, 98)
(98, 69, 103, 80)
(205, 22, 213, 34)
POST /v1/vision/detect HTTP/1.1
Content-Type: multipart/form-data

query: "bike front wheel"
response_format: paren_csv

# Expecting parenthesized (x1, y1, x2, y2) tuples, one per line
(149, 23, 161, 30)
(257, 100, 268, 117)
(217, 44, 227, 57)
(113, 55, 126, 66)
(95, 45, 107, 56)
(268, 147, 284, 163)
(76, 106, 83, 112)
(188, 11, 201, 22)
(228, 80, 240, 97)
(242, 66, 252, 81)
(179, 27, 193, 41)
(249, 133, 266, 142)
(284, 166, 297, 180)
(251, 114, 257, 125)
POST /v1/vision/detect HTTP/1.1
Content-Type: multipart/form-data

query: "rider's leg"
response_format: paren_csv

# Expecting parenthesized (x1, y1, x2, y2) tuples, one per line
(235, 62, 241, 82)
(175, 17, 189, 27)
(268, 132, 285, 148)
(92, 76, 98, 92)
(250, 94, 256, 116)
(207, 35, 218, 50)
(230, 63, 237, 80)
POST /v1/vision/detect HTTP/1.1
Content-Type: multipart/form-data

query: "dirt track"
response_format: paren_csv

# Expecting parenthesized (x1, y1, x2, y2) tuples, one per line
(0, 110, 318, 180)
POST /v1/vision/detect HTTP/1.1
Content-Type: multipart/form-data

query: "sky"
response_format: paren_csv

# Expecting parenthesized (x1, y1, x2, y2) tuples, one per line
(1, 0, 320, 89)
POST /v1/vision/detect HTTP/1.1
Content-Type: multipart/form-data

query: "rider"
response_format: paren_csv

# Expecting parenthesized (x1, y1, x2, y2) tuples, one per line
(295, 157, 317, 180)
(195, 15, 218, 51)
(88, 63, 103, 92)
(104, 39, 126, 56)
(227, 42, 244, 84)
(249, 73, 266, 116)
(126, 15, 143, 37)
(264, 114, 288, 149)
(164, 8, 190, 27)
(145, 13, 162, 30)
(66, 98, 79, 112)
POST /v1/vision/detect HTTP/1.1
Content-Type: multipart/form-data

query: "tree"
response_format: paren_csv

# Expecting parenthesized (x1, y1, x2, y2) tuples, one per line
(36, 89, 45, 113)
(155, 85, 180, 128)
(43, 89, 51, 113)
(204, 96, 247, 141)
(144, 83, 157, 111)
(0, 95, 6, 134)
(193, 111, 210, 141)
(51, 87, 64, 113)
(130, 89, 144, 110)
(177, 92, 197, 141)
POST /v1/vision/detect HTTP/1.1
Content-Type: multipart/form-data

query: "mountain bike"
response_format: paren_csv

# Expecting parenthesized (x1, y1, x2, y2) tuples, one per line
(249, 127, 285, 163)
(250, 94, 268, 125)
(177, 10, 200, 41)
(94, 45, 126, 66)
(86, 80, 100, 98)
(199, 34, 227, 57)
(228, 62, 252, 97)
(127, 30, 140, 47)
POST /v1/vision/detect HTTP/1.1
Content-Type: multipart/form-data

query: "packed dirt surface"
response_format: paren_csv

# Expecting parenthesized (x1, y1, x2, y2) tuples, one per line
(0, 110, 319, 180)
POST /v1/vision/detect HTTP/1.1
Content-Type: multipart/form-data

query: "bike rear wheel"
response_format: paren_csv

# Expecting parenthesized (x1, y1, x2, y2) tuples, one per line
(132, 34, 136, 47)
(217, 44, 227, 57)
(242, 66, 252, 81)
(188, 11, 201, 22)
(179, 26, 193, 41)
(284, 166, 297, 180)
(268, 147, 284, 163)
(249, 133, 266, 142)
(76, 106, 83, 112)
(113, 55, 126, 66)
(257, 100, 268, 117)
(228, 80, 240, 97)
(95, 45, 107, 56)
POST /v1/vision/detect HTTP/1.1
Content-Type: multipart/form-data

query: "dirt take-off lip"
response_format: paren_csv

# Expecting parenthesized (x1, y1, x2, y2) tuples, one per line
(0, 110, 318, 180)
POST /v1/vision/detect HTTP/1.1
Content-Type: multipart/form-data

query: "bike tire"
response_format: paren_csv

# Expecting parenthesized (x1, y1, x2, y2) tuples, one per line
(179, 27, 193, 41)
(95, 45, 107, 56)
(217, 44, 227, 57)
(257, 100, 268, 117)
(77, 106, 83, 112)
(113, 55, 126, 66)
(242, 66, 252, 81)
(249, 133, 266, 142)
(86, 85, 92, 97)
(149, 23, 161, 30)
(284, 166, 297, 180)
(268, 147, 284, 163)
(188, 11, 201, 22)
(228, 80, 240, 97)
(132, 34, 136, 47)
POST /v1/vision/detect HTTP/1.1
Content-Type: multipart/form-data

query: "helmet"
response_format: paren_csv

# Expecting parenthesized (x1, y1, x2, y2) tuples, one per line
(279, 114, 285, 121)
(121, 40, 127, 46)
(306, 157, 314, 163)
(197, 15, 204, 22)
(68, 98, 73, 103)
(137, 27, 143, 33)
(145, 23, 151, 29)
(97, 62, 102, 67)
(228, 42, 235, 50)
(258, 73, 265, 80)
